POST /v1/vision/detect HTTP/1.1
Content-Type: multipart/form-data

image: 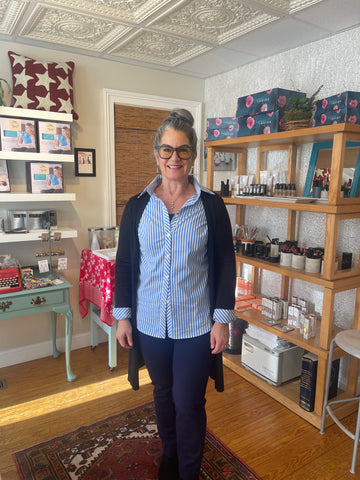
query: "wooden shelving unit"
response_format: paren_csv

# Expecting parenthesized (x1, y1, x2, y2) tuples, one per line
(205, 123, 360, 428)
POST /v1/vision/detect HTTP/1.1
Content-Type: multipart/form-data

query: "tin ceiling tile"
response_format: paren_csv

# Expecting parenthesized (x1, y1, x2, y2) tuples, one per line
(0, 0, 28, 34)
(109, 29, 211, 66)
(20, 4, 131, 51)
(44, 0, 173, 23)
(151, 0, 278, 45)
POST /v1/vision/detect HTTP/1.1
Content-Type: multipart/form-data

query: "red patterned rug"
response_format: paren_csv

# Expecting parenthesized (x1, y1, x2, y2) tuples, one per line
(13, 401, 262, 480)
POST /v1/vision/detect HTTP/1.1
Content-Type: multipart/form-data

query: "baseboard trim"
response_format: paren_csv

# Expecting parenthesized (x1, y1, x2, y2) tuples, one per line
(0, 330, 107, 368)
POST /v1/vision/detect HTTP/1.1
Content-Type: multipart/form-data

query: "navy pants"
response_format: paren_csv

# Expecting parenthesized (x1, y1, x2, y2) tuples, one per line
(138, 331, 212, 480)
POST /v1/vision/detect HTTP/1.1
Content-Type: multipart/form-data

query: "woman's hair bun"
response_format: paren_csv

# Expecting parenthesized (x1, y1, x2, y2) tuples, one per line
(169, 109, 194, 127)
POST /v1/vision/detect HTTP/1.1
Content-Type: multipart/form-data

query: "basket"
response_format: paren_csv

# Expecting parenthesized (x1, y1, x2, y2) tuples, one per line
(283, 118, 311, 131)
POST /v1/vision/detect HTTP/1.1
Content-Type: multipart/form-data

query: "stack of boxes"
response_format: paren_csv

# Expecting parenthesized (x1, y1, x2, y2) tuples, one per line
(236, 88, 306, 136)
(206, 88, 306, 139)
(313, 91, 360, 126)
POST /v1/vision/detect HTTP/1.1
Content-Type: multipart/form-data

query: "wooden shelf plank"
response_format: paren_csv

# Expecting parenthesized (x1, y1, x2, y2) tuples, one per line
(235, 308, 342, 357)
(236, 253, 360, 289)
(0, 151, 74, 163)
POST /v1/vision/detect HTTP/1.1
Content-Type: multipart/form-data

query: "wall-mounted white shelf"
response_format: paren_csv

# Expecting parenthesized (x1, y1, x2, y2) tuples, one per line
(0, 151, 74, 163)
(0, 228, 78, 243)
(0, 193, 76, 202)
(0, 106, 72, 123)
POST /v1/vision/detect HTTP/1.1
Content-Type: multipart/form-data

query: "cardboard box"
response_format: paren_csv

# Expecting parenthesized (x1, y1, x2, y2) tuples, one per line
(313, 107, 360, 126)
(38, 121, 72, 154)
(206, 127, 238, 141)
(26, 162, 64, 193)
(237, 110, 281, 137)
(236, 88, 306, 117)
(313, 91, 360, 126)
(0, 117, 38, 152)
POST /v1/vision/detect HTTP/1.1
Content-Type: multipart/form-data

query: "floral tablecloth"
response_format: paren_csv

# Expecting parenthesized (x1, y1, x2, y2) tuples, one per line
(79, 249, 115, 326)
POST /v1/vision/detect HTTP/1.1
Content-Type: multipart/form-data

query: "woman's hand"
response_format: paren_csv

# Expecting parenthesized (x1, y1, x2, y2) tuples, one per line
(210, 322, 229, 354)
(116, 319, 133, 349)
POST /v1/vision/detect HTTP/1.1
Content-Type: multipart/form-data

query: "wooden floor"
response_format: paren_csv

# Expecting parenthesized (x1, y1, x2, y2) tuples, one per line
(0, 343, 358, 480)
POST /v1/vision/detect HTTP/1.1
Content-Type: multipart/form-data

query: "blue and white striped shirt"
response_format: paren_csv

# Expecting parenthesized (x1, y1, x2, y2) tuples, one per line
(113, 176, 234, 339)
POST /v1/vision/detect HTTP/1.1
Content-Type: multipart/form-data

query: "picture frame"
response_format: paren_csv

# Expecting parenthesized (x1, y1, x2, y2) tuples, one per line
(0, 117, 38, 153)
(303, 141, 360, 197)
(74, 148, 96, 177)
(38, 121, 72, 155)
(203, 147, 237, 171)
(0, 159, 10, 192)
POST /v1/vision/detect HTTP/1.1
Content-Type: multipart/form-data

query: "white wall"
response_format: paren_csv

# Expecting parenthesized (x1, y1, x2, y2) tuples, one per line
(0, 41, 204, 366)
(204, 26, 360, 329)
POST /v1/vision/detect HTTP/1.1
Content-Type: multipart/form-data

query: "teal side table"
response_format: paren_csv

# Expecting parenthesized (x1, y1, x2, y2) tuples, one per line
(0, 273, 77, 382)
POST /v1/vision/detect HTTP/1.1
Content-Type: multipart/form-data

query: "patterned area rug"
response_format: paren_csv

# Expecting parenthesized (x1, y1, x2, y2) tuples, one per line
(13, 401, 262, 480)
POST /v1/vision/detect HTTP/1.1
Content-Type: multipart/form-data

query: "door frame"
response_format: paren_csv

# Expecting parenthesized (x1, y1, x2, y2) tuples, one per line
(103, 88, 203, 225)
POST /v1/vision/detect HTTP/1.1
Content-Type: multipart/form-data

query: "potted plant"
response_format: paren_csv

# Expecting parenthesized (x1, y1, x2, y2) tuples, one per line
(0, 78, 11, 106)
(283, 85, 323, 131)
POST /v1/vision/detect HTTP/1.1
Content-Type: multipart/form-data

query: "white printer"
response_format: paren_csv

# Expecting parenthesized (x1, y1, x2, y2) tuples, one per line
(241, 332, 304, 386)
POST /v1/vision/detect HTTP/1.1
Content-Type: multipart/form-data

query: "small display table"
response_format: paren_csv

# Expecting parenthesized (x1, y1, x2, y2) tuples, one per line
(0, 272, 76, 382)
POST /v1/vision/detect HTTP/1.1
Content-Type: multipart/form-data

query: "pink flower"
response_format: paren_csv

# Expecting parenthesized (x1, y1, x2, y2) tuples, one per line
(266, 112, 274, 117)
(247, 116, 255, 129)
(348, 116, 357, 124)
(263, 126, 271, 134)
(215, 118, 222, 126)
(314, 105, 317, 112)
(214, 129, 220, 137)
(246, 96, 254, 108)
(228, 125, 234, 131)
(206, 120, 209, 127)
(322, 99, 328, 109)
(279, 119, 285, 130)
(321, 113, 327, 124)
(278, 96, 286, 108)
(266, 89, 273, 94)
(336, 93, 341, 97)
(349, 100, 358, 108)
(260, 103, 268, 112)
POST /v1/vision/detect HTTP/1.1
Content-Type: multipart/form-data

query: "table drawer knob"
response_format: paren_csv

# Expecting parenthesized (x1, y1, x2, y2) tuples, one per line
(0, 300, 12, 312)
(31, 296, 46, 305)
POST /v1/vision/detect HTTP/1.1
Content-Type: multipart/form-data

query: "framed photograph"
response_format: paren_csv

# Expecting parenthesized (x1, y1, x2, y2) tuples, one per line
(75, 148, 96, 177)
(303, 141, 360, 197)
(26, 162, 64, 193)
(38, 121, 72, 155)
(204, 147, 237, 171)
(0, 117, 37, 153)
(0, 160, 10, 192)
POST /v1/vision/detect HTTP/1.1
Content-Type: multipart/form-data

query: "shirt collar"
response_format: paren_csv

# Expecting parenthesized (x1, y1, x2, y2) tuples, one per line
(138, 175, 214, 199)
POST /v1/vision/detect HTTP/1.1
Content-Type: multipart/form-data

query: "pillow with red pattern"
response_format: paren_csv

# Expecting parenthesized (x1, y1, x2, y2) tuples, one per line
(8, 51, 79, 120)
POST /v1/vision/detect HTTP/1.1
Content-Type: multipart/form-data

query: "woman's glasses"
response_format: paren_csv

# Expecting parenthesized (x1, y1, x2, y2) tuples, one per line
(156, 144, 193, 160)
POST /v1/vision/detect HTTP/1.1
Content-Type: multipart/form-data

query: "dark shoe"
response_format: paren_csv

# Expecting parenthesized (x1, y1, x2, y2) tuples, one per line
(158, 454, 180, 480)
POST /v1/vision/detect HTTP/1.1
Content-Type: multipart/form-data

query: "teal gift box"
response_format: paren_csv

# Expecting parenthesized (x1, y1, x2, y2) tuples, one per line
(206, 117, 238, 140)
(236, 88, 306, 117)
(237, 111, 282, 137)
(313, 91, 360, 126)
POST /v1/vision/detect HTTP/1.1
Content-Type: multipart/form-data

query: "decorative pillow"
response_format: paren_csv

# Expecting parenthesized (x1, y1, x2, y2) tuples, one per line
(8, 51, 79, 120)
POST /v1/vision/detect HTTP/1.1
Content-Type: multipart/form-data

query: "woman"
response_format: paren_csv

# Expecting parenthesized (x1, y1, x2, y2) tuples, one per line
(114, 109, 236, 480)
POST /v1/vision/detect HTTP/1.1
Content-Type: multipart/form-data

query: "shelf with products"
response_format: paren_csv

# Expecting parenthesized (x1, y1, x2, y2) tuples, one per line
(205, 123, 360, 428)
(0, 106, 76, 243)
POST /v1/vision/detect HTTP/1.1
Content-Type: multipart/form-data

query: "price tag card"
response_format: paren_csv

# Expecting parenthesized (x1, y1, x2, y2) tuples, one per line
(38, 259, 49, 273)
(58, 257, 68, 270)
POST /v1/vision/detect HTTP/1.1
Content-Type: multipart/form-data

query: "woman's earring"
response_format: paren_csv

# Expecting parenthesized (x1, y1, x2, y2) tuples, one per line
(157, 166, 161, 174)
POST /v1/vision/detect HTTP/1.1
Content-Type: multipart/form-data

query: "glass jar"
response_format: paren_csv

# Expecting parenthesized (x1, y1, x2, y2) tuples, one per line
(99, 227, 115, 249)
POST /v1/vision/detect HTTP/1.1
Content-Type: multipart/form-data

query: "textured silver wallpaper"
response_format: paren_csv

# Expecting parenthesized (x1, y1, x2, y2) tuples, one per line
(204, 26, 360, 330)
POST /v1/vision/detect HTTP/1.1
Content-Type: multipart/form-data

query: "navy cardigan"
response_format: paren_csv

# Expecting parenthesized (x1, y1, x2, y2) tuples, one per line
(114, 189, 236, 392)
